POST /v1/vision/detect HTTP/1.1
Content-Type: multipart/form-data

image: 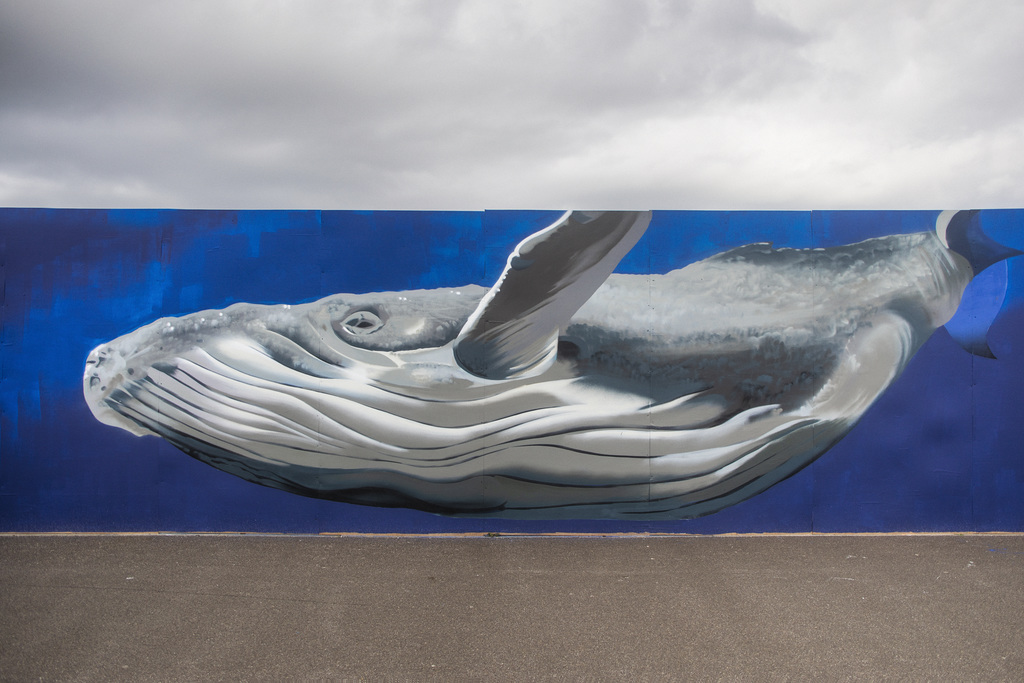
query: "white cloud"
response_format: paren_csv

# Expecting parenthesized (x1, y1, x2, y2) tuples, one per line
(1, 0, 1023, 209)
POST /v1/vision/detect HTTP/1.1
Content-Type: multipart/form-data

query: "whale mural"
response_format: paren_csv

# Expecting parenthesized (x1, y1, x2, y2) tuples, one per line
(82, 209, 1019, 520)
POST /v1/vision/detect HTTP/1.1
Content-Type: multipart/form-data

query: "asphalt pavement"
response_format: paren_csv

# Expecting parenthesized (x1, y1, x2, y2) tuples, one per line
(2, 533, 1023, 681)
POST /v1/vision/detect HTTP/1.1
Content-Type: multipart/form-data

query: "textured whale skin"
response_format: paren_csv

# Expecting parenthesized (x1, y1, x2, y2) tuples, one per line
(84, 213, 980, 519)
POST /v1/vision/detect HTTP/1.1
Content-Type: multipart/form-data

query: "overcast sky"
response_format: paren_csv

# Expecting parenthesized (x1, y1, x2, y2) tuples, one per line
(2, 0, 1023, 210)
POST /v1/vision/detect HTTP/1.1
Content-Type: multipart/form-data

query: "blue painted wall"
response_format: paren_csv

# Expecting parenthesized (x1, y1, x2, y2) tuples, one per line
(2, 208, 1023, 532)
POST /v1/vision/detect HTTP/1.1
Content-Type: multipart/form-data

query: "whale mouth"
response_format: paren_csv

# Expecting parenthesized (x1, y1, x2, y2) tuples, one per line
(91, 328, 813, 507)
(90, 338, 725, 464)
(83, 330, 812, 516)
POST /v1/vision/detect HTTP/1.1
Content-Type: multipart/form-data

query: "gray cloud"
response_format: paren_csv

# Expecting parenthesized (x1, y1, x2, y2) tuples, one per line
(1, 0, 1023, 209)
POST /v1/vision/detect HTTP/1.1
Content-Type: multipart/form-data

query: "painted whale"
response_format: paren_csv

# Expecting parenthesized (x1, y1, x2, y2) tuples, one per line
(84, 210, 1017, 519)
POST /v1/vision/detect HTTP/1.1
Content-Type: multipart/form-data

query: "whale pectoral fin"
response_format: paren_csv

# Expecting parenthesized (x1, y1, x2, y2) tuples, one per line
(454, 210, 651, 379)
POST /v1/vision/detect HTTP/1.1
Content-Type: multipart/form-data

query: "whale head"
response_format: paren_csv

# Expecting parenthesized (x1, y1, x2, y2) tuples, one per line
(83, 285, 493, 436)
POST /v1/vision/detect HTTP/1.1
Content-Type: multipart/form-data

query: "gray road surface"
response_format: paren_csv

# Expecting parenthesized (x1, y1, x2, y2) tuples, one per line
(2, 534, 1022, 681)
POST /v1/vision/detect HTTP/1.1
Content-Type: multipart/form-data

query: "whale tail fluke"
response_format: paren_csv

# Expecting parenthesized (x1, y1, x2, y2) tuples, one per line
(937, 210, 1021, 359)
(937, 209, 1022, 274)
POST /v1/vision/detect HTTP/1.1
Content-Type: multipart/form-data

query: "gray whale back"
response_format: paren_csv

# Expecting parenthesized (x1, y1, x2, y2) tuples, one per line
(84, 212, 984, 519)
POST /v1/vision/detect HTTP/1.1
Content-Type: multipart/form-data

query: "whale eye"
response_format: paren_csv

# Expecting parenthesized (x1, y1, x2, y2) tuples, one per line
(335, 309, 385, 336)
